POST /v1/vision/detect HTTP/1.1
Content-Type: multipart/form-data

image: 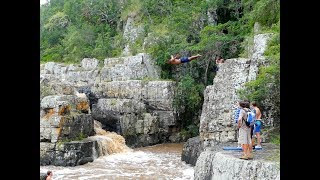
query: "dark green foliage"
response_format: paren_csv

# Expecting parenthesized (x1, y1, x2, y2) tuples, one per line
(173, 74, 204, 129)
(194, 21, 248, 60)
(180, 124, 199, 140)
(40, 0, 122, 63)
(250, 0, 280, 27)
(141, 0, 173, 17)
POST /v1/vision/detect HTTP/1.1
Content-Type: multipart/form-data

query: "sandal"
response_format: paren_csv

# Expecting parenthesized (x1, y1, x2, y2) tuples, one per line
(240, 155, 249, 160)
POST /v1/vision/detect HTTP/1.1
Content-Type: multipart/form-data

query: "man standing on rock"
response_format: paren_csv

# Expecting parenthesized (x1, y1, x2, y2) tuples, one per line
(251, 102, 263, 148)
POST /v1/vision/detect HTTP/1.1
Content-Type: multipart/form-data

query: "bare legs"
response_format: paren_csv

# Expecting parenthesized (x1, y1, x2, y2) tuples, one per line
(241, 144, 251, 159)
(188, 54, 202, 61)
(256, 132, 261, 147)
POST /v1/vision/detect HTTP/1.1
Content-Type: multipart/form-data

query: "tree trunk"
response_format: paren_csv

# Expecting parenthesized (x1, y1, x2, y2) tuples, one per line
(204, 58, 210, 85)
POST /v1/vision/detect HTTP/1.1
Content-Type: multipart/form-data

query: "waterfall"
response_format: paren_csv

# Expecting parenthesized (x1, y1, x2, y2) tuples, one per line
(89, 120, 131, 156)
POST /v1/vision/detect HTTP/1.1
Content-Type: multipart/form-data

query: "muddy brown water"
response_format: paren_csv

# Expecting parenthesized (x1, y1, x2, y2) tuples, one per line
(40, 143, 194, 180)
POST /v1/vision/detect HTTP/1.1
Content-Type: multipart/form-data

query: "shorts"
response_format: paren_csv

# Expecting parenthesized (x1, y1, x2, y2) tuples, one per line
(180, 57, 190, 63)
(254, 120, 263, 133)
(238, 127, 251, 145)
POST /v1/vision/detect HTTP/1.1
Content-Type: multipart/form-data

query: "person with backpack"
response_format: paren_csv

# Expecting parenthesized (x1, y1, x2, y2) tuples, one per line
(237, 100, 253, 160)
(244, 100, 257, 154)
(251, 101, 263, 148)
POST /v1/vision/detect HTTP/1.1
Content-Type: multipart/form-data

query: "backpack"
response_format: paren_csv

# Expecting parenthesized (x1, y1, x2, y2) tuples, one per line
(243, 108, 256, 127)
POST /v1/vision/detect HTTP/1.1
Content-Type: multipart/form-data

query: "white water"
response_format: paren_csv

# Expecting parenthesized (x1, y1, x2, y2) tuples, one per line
(40, 143, 194, 180)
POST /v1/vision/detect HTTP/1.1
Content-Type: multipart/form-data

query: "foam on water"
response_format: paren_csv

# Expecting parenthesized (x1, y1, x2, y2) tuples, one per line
(40, 143, 194, 180)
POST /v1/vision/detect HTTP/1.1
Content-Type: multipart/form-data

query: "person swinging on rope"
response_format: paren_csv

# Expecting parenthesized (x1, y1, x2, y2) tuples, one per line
(167, 53, 202, 65)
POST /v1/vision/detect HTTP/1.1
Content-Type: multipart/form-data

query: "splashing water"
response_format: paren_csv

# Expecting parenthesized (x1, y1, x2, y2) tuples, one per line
(88, 120, 131, 156)
(40, 121, 194, 179)
(40, 143, 194, 180)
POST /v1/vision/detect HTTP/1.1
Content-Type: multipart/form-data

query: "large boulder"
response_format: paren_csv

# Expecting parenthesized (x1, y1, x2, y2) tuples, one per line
(181, 136, 203, 166)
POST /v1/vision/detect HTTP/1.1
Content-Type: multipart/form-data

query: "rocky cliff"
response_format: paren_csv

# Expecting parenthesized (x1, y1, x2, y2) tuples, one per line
(40, 94, 96, 166)
(199, 33, 273, 148)
(181, 33, 280, 179)
(40, 53, 181, 166)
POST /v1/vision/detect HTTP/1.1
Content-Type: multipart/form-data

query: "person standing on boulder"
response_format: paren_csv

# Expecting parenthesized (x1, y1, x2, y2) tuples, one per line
(251, 101, 263, 148)
(237, 100, 253, 160)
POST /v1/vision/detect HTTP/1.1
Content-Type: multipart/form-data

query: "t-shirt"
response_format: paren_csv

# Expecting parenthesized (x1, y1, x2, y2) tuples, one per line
(238, 108, 249, 129)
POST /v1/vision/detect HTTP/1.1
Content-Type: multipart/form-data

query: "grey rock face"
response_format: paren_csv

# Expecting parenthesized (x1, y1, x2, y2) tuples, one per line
(181, 136, 204, 166)
(151, 110, 176, 130)
(254, 22, 262, 34)
(41, 52, 178, 164)
(207, 8, 218, 25)
(200, 58, 251, 148)
(122, 16, 145, 56)
(193, 149, 216, 180)
(91, 98, 146, 126)
(91, 80, 144, 99)
(101, 53, 160, 81)
(41, 61, 98, 87)
(199, 33, 274, 149)
(81, 58, 99, 70)
(40, 94, 95, 166)
(90, 80, 177, 147)
(40, 140, 98, 166)
(251, 33, 273, 60)
(248, 33, 273, 81)
(142, 81, 175, 111)
(41, 53, 161, 88)
(194, 150, 280, 180)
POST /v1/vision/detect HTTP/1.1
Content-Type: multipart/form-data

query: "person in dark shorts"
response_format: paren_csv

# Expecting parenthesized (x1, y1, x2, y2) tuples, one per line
(167, 54, 202, 65)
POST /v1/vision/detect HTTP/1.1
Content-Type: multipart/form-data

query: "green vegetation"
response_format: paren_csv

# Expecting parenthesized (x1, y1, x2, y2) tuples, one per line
(173, 74, 204, 131)
(179, 124, 200, 140)
(265, 148, 280, 163)
(270, 133, 280, 145)
(41, 0, 280, 138)
(268, 127, 280, 145)
(58, 132, 87, 144)
(41, 0, 122, 63)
